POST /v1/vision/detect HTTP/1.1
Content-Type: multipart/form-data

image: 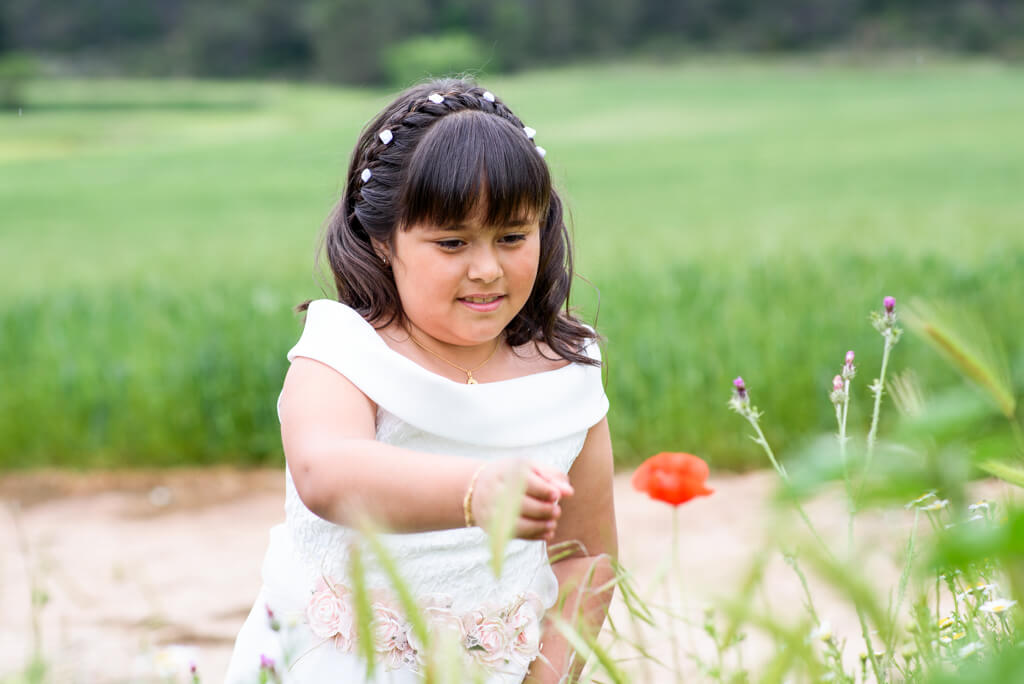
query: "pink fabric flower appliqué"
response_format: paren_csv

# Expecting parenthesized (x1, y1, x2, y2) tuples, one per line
(506, 601, 542, 669)
(305, 576, 356, 651)
(372, 602, 418, 671)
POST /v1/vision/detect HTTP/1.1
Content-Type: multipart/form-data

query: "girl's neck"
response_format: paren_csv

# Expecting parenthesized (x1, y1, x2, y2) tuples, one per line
(396, 323, 506, 383)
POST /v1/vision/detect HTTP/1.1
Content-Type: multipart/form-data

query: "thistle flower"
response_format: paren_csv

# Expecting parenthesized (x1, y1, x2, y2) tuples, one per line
(871, 296, 903, 341)
(840, 350, 856, 381)
(829, 375, 846, 406)
(733, 377, 747, 401)
(260, 654, 275, 670)
(728, 377, 761, 421)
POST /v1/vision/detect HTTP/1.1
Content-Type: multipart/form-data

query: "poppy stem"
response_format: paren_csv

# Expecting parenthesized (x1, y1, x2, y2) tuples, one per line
(669, 507, 684, 684)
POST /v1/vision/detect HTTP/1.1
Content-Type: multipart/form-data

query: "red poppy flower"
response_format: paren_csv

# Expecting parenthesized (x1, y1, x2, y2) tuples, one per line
(631, 452, 714, 506)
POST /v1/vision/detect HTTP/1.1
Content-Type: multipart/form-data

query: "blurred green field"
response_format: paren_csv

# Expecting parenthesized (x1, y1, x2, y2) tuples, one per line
(2, 57, 1023, 470)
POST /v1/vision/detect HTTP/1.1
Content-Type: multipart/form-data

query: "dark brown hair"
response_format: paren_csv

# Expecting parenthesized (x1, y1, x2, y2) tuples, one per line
(306, 78, 598, 367)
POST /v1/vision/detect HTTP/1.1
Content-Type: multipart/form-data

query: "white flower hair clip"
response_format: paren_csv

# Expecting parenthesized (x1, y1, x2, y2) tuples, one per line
(360, 168, 372, 183)
(378, 129, 393, 144)
(428, 93, 444, 104)
(521, 125, 545, 157)
(482, 91, 495, 102)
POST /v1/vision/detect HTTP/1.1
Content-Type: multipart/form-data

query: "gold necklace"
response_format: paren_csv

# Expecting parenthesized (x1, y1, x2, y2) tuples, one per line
(406, 330, 502, 384)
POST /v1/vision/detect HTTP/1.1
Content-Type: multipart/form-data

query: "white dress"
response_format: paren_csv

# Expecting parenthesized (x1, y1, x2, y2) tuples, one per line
(225, 300, 608, 684)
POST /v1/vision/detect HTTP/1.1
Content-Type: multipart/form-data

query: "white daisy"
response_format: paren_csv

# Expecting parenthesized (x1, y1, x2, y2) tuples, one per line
(905, 491, 936, 509)
(979, 598, 1017, 614)
(810, 620, 832, 642)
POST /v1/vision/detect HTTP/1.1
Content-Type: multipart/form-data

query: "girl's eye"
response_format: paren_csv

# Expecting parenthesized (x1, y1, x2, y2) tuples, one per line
(499, 234, 527, 245)
(436, 239, 465, 250)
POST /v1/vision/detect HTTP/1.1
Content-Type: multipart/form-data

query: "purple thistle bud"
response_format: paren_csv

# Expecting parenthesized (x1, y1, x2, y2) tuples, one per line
(190, 663, 197, 674)
(733, 376, 747, 399)
(884, 296, 895, 314)
(845, 350, 855, 366)
(260, 654, 275, 670)
(833, 375, 844, 392)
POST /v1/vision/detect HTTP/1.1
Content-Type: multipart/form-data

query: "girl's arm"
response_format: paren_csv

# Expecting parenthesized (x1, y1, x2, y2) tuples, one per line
(525, 417, 618, 684)
(280, 357, 568, 537)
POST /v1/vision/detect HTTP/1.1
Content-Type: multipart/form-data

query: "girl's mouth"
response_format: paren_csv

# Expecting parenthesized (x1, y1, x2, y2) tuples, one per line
(459, 295, 505, 312)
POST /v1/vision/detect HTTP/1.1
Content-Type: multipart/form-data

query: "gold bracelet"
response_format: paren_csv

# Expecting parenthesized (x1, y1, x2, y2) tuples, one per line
(463, 463, 486, 528)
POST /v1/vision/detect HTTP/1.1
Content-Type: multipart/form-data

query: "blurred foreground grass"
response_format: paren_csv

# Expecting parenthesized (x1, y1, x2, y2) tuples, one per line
(2, 57, 1023, 470)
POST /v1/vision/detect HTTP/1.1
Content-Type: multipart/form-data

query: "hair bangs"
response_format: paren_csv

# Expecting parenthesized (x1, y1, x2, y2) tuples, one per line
(399, 110, 550, 230)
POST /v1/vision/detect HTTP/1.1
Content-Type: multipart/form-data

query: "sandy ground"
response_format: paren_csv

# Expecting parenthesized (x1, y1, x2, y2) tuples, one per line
(0, 468, 1015, 683)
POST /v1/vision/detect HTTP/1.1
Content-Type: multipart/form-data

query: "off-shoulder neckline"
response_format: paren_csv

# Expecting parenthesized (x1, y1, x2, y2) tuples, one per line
(311, 299, 583, 389)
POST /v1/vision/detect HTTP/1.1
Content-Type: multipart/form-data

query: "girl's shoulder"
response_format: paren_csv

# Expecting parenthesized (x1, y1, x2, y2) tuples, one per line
(508, 339, 571, 376)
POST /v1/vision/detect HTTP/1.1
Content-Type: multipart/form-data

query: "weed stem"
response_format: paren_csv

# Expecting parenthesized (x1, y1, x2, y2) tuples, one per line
(866, 333, 895, 474)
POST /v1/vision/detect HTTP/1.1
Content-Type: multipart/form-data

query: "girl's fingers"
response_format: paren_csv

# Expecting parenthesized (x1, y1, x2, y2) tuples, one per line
(531, 465, 574, 498)
(516, 516, 557, 541)
(525, 470, 564, 503)
(519, 496, 560, 522)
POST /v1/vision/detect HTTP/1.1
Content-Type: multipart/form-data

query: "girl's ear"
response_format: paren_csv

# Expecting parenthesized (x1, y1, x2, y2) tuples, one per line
(371, 239, 391, 267)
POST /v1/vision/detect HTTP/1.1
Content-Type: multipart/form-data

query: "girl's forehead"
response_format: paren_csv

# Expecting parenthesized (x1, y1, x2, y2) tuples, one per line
(407, 201, 540, 232)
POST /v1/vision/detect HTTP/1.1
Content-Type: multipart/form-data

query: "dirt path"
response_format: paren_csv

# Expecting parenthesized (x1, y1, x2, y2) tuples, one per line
(0, 468, 1014, 682)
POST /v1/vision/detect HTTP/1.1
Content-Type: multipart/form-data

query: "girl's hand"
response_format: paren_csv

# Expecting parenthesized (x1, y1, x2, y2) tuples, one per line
(470, 460, 574, 541)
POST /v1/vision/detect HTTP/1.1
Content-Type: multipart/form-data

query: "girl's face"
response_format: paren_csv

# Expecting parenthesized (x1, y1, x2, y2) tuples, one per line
(389, 205, 541, 351)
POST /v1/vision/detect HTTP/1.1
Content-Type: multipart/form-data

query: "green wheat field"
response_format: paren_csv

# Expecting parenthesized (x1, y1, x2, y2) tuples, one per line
(2, 57, 1023, 470)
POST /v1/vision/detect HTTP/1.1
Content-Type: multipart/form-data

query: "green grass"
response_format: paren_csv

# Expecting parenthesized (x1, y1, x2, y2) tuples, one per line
(2, 57, 1023, 470)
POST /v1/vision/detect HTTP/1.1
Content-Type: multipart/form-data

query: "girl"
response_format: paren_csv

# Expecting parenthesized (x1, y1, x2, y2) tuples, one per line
(225, 78, 617, 684)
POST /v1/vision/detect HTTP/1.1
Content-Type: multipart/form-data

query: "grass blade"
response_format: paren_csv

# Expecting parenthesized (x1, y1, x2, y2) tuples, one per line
(487, 465, 526, 578)
(904, 299, 1016, 420)
(978, 459, 1024, 489)
(549, 614, 630, 684)
(346, 541, 377, 680)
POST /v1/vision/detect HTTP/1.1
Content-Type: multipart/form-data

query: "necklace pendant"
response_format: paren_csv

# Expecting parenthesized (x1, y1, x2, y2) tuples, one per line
(467, 374, 478, 385)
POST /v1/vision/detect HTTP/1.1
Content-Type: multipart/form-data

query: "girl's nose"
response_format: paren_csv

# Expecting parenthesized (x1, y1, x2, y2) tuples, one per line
(467, 246, 502, 282)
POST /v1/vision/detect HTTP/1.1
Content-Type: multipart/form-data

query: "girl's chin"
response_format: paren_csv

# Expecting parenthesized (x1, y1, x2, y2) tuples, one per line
(445, 324, 512, 347)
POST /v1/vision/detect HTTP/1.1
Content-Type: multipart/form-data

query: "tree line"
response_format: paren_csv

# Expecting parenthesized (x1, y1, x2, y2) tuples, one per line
(2, 0, 1021, 85)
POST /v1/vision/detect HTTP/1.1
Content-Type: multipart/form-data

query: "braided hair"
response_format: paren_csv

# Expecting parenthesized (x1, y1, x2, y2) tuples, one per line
(307, 78, 598, 367)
